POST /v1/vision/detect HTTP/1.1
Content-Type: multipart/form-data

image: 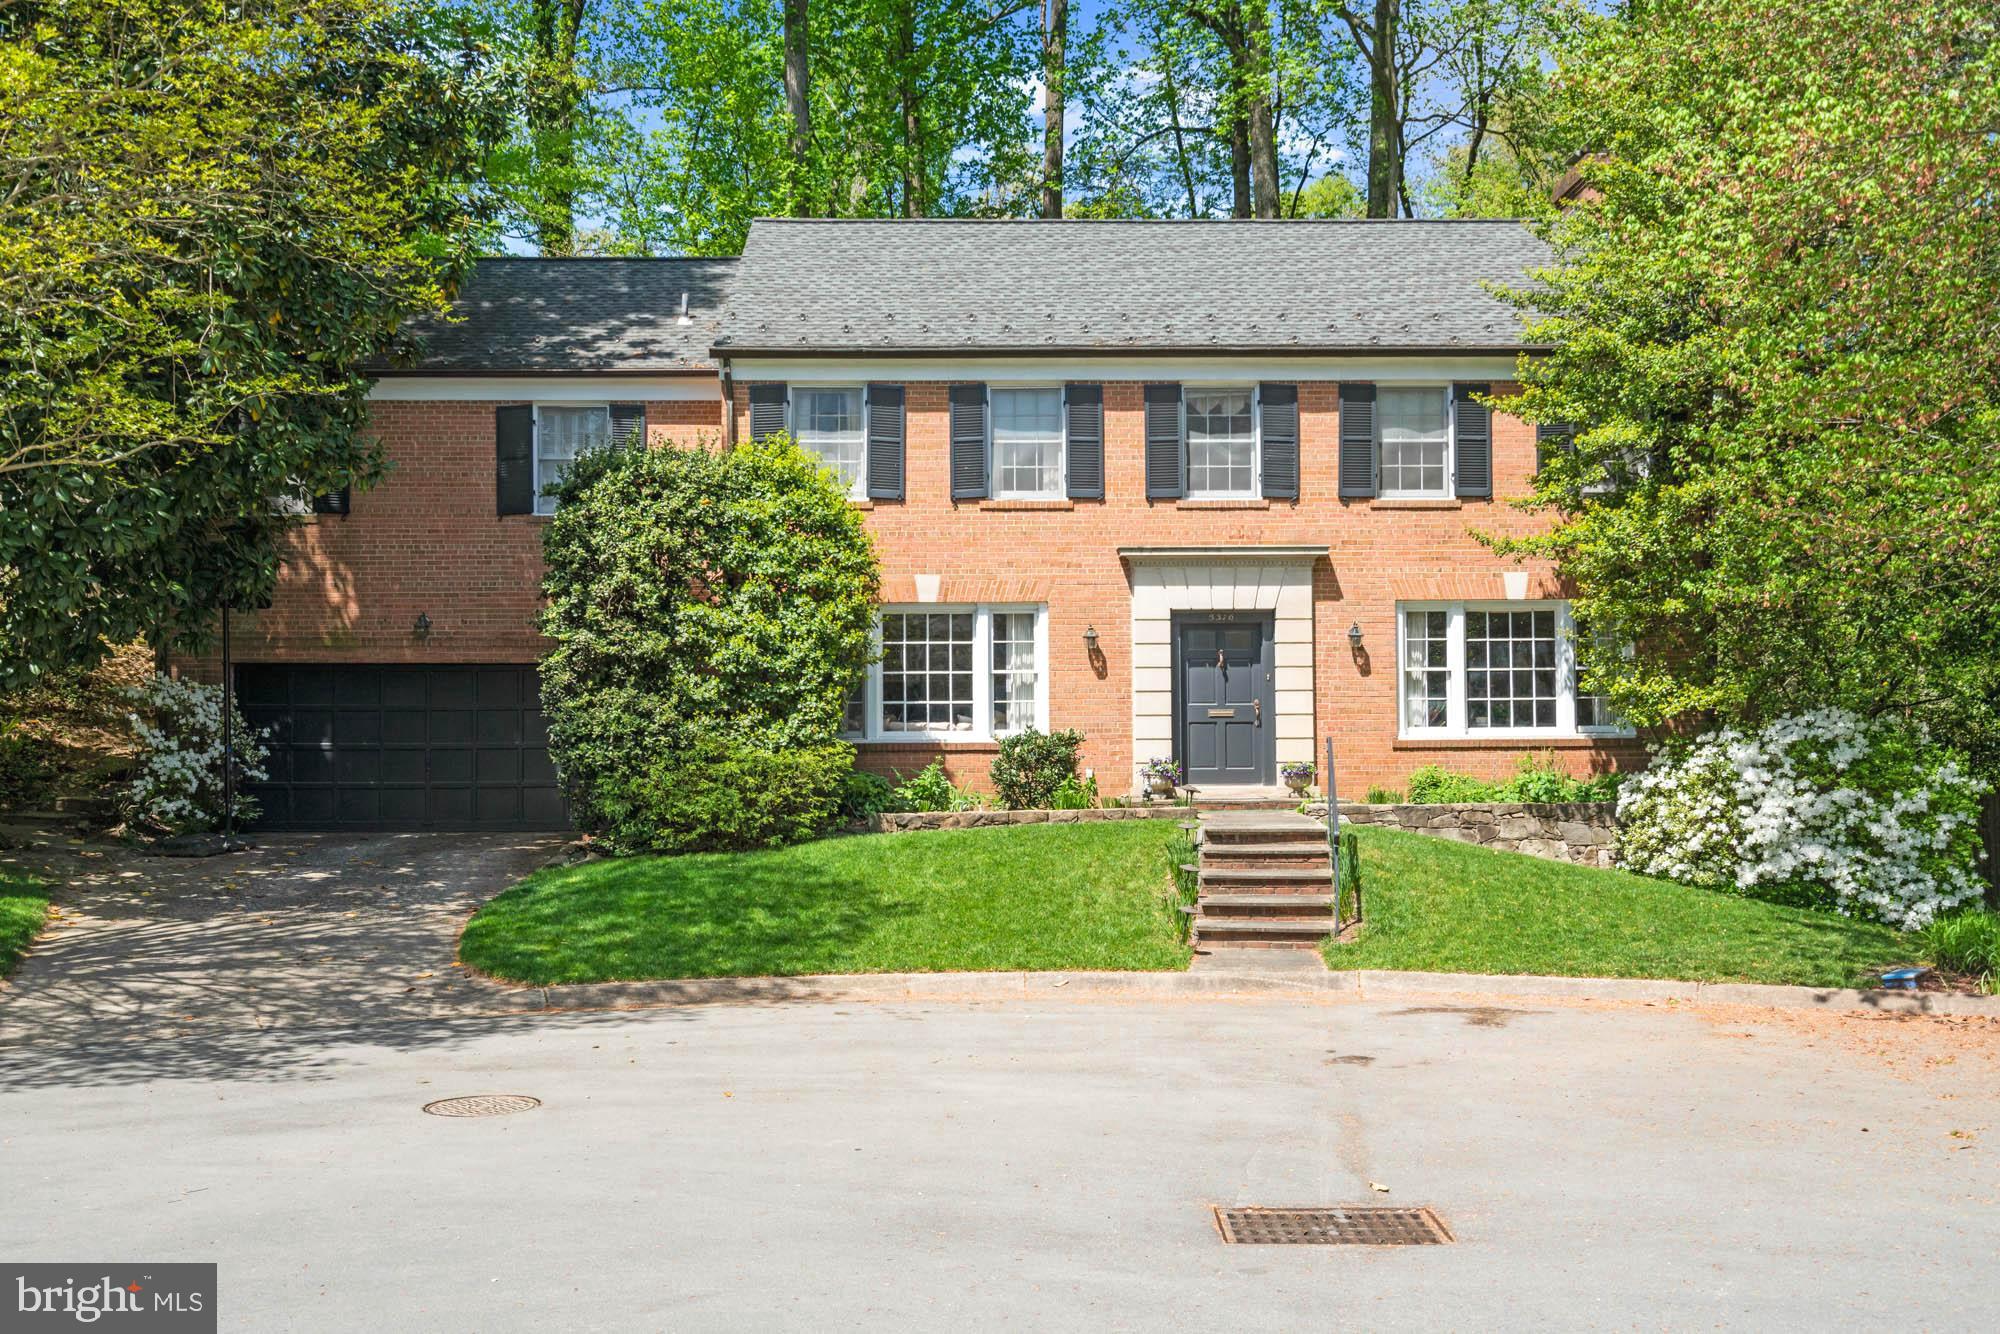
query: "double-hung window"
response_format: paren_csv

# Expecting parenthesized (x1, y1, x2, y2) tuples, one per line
(848, 605, 1047, 741)
(1378, 387, 1450, 497)
(1398, 602, 1633, 739)
(990, 387, 1064, 498)
(1185, 387, 1256, 497)
(793, 387, 867, 498)
(1573, 629, 1629, 733)
(534, 404, 611, 515)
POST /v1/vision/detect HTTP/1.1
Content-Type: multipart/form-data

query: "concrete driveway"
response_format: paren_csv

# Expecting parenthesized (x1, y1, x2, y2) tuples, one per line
(0, 831, 563, 1046)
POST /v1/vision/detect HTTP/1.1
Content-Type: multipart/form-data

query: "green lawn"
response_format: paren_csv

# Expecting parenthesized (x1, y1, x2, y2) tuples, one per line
(460, 820, 1190, 984)
(1328, 827, 1911, 987)
(0, 871, 51, 978)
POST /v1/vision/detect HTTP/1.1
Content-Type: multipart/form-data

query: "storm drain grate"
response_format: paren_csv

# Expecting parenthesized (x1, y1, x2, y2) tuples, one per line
(1214, 1206, 1453, 1245)
(423, 1094, 541, 1118)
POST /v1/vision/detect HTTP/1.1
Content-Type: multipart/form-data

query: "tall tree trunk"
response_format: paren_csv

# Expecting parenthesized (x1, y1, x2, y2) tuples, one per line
(897, 3, 923, 216)
(783, 0, 811, 215)
(1243, 3, 1279, 218)
(1363, 0, 1400, 218)
(1227, 117, 1251, 216)
(1041, 0, 1067, 218)
(529, 0, 590, 254)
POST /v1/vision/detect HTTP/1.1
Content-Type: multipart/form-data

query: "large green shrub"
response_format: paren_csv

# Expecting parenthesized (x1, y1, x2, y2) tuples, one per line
(596, 736, 854, 854)
(989, 728, 1085, 809)
(539, 437, 879, 836)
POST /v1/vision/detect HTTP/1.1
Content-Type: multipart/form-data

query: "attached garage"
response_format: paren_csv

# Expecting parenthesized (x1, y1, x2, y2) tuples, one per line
(237, 664, 568, 832)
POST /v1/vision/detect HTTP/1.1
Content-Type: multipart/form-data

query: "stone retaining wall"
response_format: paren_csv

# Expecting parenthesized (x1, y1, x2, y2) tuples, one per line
(869, 806, 1185, 833)
(1305, 800, 1619, 868)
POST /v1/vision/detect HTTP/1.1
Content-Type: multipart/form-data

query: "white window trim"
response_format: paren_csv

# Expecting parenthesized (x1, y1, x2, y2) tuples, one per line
(789, 383, 869, 502)
(988, 384, 1066, 500)
(1377, 383, 1455, 500)
(1396, 601, 1635, 741)
(847, 604, 1049, 744)
(1183, 383, 1260, 500)
(532, 401, 611, 516)
(1573, 634, 1636, 737)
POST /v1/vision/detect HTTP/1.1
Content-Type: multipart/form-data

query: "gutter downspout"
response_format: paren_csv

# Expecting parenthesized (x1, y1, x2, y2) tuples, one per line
(720, 358, 736, 446)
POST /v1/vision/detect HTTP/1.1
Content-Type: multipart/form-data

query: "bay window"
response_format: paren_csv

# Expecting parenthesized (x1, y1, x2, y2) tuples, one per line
(1398, 602, 1633, 739)
(849, 605, 1047, 742)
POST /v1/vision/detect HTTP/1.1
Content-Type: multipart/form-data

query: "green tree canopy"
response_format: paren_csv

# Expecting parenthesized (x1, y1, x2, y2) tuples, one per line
(0, 0, 504, 684)
(537, 437, 880, 831)
(1497, 0, 2000, 770)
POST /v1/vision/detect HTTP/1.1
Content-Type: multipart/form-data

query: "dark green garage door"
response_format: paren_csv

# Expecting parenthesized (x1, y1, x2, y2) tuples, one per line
(237, 664, 568, 831)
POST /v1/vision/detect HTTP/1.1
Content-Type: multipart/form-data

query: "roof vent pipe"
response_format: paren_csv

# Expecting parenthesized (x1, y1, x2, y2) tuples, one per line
(677, 291, 692, 325)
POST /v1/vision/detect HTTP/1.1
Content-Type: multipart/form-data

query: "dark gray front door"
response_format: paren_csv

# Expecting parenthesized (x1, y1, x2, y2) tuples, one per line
(237, 664, 568, 831)
(1176, 615, 1273, 788)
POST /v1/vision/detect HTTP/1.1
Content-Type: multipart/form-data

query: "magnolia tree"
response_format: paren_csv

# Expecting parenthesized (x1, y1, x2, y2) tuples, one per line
(1616, 711, 1988, 930)
(1493, 1, 2000, 774)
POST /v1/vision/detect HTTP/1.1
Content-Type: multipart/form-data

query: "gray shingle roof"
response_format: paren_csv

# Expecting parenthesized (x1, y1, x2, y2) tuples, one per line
(384, 256, 738, 373)
(717, 219, 1547, 356)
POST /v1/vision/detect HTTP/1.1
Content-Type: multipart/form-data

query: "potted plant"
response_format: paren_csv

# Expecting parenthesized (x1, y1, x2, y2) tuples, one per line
(1142, 756, 1182, 799)
(1280, 760, 1316, 796)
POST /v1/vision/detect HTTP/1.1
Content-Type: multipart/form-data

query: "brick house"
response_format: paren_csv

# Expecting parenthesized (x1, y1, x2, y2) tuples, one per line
(213, 219, 1642, 831)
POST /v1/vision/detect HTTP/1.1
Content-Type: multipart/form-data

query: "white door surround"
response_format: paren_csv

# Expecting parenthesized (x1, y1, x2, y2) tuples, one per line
(1120, 546, 1322, 794)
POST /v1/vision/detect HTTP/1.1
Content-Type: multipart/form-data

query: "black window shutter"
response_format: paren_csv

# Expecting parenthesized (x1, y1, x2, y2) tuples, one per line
(1144, 383, 1183, 500)
(495, 404, 535, 516)
(311, 487, 350, 516)
(1535, 420, 1574, 474)
(949, 383, 988, 500)
(866, 383, 905, 501)
(1258, 383, 1299, 501)
(1064, 384, 1103, 499)
(609, 401, 645, 449)
(748, 383, 787, 441)
(1454, 383, 1492, 499)
(1338, 382, 1376, 499)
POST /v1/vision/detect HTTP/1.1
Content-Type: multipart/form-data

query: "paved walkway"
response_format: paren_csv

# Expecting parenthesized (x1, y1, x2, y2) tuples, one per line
(0, 831, 562, 1047)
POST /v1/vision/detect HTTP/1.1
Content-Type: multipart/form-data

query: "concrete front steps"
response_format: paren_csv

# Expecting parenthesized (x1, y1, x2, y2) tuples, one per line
(1193, 810, 1335, 951)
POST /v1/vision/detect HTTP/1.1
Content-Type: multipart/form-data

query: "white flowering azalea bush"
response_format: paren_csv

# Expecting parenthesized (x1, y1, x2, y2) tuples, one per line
(123, 675, 268, 836)
(1616, 710, 1988, 930)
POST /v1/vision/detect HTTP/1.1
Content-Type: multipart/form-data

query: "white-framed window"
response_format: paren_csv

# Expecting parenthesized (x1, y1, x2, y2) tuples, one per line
(1397, 601, 1634, 739)
(1379, 386, 1451, 498)
(1185, 386, 1257, 498)
(1573, 629, 1630, 733)
(848, 605, 1048, 742)
(793, 386, 867, 498)
(534, 403, 612, 515)
(990, 386, 1064, 498)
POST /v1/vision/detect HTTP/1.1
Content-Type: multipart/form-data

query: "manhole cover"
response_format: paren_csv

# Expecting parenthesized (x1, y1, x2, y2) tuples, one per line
(1214, 1206, 1453, 1245)
(422, 1094, 541, 1118)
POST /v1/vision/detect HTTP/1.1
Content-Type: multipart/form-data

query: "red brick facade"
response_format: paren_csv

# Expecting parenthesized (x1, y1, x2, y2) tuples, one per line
(205, 374, 1641, 801)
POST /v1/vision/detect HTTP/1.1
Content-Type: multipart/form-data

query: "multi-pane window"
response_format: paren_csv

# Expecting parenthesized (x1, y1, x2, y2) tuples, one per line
(534, 405, 611, 515)
(881, 612, 976, 734)
(991, 388, 1064, 497)
(1402, 610, 1450, 729)
(1379, 387, 1449, 497)
(1185, 388, 1255, 496)
(854, 606, 1044, 740)
(991, 612, 1038, 732)
(1399, 603, 1630, 738)
(1573, 630, 1626, 731)
(1466, 609, 1557, 729)
(794, 387, 866, 496)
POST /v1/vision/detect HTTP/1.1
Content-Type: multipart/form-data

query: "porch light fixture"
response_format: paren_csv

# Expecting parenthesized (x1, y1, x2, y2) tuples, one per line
(1082, 624, 1099, 651)
(1347, 621, 1364, 649)
(414, 612, 432, 640)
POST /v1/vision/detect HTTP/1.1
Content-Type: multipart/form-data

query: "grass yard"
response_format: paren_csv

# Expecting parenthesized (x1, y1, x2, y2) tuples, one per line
(461, 820, 1190, 984)
(1328, 827, 1911, 987)
(0, 871, 51, 978)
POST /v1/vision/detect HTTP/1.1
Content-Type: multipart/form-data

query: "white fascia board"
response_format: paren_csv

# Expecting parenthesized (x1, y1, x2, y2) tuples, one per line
(368, 375, 721, 402)
(722, 354, 1523, 385)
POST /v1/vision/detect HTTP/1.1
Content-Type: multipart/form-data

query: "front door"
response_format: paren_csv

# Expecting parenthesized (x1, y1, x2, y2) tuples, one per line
(1176, 614, 1274, 788)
